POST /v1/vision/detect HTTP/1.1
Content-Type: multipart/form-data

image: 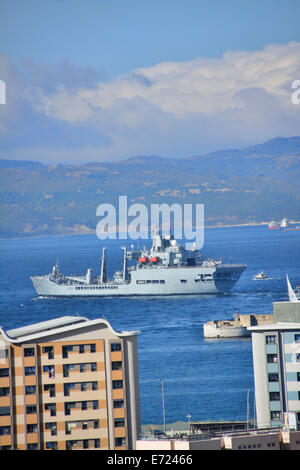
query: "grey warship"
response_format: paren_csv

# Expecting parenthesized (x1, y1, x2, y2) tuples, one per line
(31, 230, 247, 297)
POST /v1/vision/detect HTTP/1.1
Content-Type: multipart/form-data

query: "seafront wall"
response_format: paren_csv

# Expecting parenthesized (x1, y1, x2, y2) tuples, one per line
(203, 314, 274, 338)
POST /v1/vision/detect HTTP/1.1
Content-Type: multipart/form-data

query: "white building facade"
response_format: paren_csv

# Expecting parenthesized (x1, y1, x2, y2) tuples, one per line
(249, 302, 300, 430)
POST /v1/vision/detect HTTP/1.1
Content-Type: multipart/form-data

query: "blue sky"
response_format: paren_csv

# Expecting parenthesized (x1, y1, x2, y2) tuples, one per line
(0, 0, 300, 163)
(2, 0, 300, 78)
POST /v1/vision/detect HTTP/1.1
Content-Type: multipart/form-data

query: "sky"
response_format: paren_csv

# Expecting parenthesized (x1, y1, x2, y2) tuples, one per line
(0, 0, 300, 163)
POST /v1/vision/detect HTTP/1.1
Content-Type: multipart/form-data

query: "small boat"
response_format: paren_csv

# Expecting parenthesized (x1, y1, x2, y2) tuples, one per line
(253, 270, 268, 280)
(280, 218, 290, 228)
(268, 220, 280, 230)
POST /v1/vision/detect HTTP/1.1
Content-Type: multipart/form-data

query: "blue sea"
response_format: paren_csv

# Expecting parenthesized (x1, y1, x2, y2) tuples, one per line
(0, 225, 299, 426)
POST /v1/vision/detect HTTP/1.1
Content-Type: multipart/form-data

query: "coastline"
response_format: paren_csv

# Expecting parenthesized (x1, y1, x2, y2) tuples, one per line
(1, 220, 300, 241)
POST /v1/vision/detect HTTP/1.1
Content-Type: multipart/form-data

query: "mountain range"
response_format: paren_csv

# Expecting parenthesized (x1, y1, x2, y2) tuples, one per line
(0, 136, 300, 237)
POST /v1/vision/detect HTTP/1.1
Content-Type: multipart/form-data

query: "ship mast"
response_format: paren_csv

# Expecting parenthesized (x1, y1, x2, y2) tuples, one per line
(122, 247, 128, 282)
(100, 247, 107, 284)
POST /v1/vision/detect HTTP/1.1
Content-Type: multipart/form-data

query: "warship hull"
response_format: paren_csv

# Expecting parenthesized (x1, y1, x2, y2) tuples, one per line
(31, 264, 246, 297)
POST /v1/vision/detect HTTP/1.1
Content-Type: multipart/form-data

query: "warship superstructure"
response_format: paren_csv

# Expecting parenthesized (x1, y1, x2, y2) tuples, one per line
(31, 230, 247, 297)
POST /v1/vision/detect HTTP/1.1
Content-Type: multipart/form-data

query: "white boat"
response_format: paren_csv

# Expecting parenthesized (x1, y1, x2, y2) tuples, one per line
(253, 270, 268, 280)
(280, 218, 290, 228)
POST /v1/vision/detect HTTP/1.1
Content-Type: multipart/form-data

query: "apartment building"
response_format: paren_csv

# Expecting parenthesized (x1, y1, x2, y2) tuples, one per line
(249, 301, 300, 430)
(0, 315, 141, 450)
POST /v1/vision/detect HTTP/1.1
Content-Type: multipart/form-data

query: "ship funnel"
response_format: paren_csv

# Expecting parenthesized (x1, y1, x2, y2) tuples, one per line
(100, 247, 107, 284)
(122, 246, 128, 281)
(86, 268, 93, 284)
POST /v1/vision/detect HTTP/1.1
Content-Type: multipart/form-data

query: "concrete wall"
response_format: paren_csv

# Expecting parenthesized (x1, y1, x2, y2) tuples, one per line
(251, 331, 272, 428)
(223, 432, 281, 450)
(136, 430, 300, 450)
(273, 302, 300, 323)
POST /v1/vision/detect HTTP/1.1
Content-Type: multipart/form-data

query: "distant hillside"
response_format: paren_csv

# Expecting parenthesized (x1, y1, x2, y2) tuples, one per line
(0, 136, 300, 237)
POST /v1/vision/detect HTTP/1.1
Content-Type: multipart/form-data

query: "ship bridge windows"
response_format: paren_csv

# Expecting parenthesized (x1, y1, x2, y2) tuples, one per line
(136, 280, 165, 284)
(195, 274, 213, 283)
(215, 271, 240, 281)
(75, 285, 118, 290)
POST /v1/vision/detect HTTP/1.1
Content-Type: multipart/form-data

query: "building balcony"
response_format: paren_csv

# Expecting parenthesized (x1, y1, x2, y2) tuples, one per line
(267, 363, 279, 373)
(112, 389, 124, 400)
(0, 434, 12, 446)
(26, 432, 39, 444)
(114, 426, 126, 438)
(112, 370, 123, 381)
(0, 415, 11, 426)
(0, 396, 10, 407)
(25, 394, 38, 406)
(0, 377, 10, 388)
(111, 351, 122, 362)
(113, 407, 125, 419)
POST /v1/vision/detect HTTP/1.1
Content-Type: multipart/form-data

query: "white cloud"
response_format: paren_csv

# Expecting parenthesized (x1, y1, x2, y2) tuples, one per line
(2, 42, 300, 162)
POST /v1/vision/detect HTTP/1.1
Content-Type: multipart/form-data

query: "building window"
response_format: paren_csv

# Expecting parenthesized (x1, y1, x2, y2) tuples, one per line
(44, 384, 56, 397)
(114, 419, 125, 428)
(112, 361, 122, 370)
(24, 348, 35, 357)
(46, 442, 57, 450)
(45, 403, 56, 416)
(114, 400, 124, 408)
(42, 346, 54, 359)
(27, 443, 39, 450)
(269, 391, 280, 401)
(27, 423, 38, 433)
(64, 383, 75, 396)
(43, 365, 55, 378)
(297, 372, 300, 382)
(0, 387, 10, 397)
(0, 426, 11, 436)
(25, 385, 36, 395)
(0, 407, 10, 416)
(271, 411, 281, 421)
(65, 402, 76, 415)
(112, 380, 123, 389)
(267, 354, 278, 363)
(25, 366, 36, 375)
(266, 335, 276, 344)
(115, 437, 126, 447)
(26, 405, 37, 414)
(0, 368, 9, 378)
(62, 345, 73, 358)
(45, 422, 57, 436)
(295, 334, 300, 343)
(111, 343, 121, 352)
(268, 373, 279, 382)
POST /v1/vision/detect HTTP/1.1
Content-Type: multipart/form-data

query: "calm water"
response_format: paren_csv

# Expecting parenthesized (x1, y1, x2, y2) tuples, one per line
(0, 225, 299, 425)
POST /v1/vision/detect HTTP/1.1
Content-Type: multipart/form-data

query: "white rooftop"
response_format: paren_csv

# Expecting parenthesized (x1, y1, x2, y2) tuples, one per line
(1, 315, 140, 343)
(248, 322, 300, 331)
(6, 316, 88, 339)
